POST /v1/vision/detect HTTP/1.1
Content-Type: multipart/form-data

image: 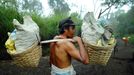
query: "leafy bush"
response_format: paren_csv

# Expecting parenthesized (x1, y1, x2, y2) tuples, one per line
(0, 6, 23, 47)
(0, 6, 23, 59)
(129, 34, 134, 45)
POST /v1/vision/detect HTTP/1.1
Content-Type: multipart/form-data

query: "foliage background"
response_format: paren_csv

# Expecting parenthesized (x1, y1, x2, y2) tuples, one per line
(0, 0, 134, 59)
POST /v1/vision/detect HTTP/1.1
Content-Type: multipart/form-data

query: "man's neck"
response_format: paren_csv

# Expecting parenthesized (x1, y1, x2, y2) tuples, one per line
(59, 34, 67, 39)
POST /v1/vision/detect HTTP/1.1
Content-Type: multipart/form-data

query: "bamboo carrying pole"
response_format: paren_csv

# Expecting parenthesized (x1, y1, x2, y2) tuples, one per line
(40, 39, 74, 44)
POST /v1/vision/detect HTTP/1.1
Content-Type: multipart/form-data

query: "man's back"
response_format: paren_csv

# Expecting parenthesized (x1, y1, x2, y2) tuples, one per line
(50, 41, 72, 68)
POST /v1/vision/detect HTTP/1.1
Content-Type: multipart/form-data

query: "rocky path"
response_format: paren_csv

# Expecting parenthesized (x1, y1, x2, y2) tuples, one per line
(0, 39, 134, 75)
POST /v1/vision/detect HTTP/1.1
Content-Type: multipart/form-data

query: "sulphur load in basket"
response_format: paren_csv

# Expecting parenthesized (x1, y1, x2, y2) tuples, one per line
(12, 16, 40, 54)
(5, 30, 16, 54)
(5, 15, 42, 67)
(81, 12, 116, 65)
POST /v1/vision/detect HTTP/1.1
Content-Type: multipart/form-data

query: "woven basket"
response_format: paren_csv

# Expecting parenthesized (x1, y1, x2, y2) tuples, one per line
(10, 42, 42, 67)
(83, 39, 116, 65)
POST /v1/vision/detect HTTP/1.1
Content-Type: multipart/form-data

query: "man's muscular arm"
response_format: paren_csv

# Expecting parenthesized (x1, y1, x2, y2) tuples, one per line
(64, 36, 89, 64)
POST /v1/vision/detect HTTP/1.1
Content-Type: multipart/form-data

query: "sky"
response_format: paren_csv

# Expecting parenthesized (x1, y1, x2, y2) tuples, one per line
(40, 0, 130, 19)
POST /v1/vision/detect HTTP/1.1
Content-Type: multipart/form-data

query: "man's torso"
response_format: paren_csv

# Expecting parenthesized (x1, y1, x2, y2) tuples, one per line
(50, 41, 72, 68)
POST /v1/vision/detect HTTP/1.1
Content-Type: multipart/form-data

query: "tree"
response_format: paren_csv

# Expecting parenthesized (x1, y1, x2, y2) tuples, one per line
(98, 0, 134, 18)
(0, 0, 43, 14)
(98, 8, 127, 37)
(48, 0, 70, 14)
(20, 0, 43, 14)
(0, 0, 18, 9)
(102, 0, 134, 7)
(116, 6, 134, 36)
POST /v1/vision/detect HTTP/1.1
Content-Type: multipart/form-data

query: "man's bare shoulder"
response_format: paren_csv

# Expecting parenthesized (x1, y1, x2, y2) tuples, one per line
(53, 35, 74, 47)
(55, 40, 74, 50)
(57, 39, 72, 45)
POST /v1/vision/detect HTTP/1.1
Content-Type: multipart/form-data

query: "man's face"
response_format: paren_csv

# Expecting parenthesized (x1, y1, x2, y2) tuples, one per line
(66, 25, 75, 38)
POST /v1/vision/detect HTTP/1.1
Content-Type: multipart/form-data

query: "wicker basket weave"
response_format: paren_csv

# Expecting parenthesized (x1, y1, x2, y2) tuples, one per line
(83, 39, 116, 65)
(10, 42, 42, 67)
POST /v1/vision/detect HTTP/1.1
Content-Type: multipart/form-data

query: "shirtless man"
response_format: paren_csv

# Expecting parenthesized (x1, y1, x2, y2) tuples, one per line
(50, 17, 89, 75)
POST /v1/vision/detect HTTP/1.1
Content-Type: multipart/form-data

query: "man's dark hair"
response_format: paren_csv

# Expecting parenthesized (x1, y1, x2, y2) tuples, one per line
(58, 17, 75, 34)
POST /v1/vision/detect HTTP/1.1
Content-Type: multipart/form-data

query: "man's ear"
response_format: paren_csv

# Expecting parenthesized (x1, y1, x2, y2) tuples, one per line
(64, 28, 68, 33)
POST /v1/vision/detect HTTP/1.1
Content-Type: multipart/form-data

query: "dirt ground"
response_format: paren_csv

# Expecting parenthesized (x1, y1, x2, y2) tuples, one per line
(0, 39, 134, 75)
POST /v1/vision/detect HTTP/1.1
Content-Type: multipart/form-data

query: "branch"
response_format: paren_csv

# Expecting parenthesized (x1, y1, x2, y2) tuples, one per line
(98, 3, 114, 19)
(98, 9, 102, 19)
(107, 7, 112, 19)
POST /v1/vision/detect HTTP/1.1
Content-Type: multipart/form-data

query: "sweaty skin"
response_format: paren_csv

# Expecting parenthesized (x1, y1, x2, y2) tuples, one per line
(50, 40, 72, 68)
(50, 26, 89, 69)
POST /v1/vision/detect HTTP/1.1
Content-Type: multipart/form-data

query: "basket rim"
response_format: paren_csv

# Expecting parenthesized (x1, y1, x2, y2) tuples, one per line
(84, 39, 116, 50)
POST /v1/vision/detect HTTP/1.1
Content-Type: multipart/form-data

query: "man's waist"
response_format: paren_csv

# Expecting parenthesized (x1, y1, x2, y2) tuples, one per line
(51, 64, 74, 72)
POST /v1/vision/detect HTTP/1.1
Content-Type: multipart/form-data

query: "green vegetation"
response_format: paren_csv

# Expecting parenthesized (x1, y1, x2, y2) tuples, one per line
(0, 0, 82, 57)
(100, 0, 134, 44)
(129, 35, 134, 44)
(0, 6, 22, 50)
(0, 0, 134, 58)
